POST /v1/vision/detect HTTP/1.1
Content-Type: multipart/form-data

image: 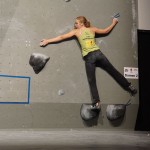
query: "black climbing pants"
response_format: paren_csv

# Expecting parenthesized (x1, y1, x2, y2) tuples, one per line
(84, 50, 130, 104)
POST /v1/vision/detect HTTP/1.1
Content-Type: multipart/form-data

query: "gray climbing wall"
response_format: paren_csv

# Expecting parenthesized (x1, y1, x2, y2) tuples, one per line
(0, 0, 138, 129)
(138, 0, 150, 30)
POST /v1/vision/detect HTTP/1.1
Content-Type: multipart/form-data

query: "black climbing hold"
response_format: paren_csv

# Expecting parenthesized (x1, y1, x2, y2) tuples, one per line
(113, 13, 120, 18)
(106, 99, 131, 121)
(29, 53, 50, 74)
(80, 103, 100, 121)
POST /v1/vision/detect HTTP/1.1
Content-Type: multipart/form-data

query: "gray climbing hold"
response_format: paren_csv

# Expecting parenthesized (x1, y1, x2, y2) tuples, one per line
(58, 89, 65, 96)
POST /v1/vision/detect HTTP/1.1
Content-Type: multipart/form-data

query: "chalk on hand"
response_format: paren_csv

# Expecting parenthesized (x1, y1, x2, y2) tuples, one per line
(29, 53, 50, 74)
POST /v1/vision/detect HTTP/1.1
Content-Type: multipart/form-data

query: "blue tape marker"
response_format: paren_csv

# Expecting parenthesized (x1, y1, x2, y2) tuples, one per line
(0, 74, 31, 104)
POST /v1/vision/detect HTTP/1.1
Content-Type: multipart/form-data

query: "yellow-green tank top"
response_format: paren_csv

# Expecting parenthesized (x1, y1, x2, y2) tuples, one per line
(78, 28, 99, 57)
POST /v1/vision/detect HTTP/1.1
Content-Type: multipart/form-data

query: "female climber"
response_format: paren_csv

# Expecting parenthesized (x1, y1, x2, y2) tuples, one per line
(40, 16, 137, 109)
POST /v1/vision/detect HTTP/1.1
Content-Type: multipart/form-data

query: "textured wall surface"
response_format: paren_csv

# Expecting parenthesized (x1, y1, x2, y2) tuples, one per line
(0, 0, 138, 129)
(138, 0, 150, 30)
